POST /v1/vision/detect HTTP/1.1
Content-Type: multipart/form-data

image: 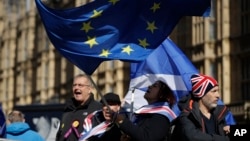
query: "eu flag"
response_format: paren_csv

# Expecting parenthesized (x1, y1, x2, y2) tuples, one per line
(35, 0, 211, 75)
(123, 37, 236, 125)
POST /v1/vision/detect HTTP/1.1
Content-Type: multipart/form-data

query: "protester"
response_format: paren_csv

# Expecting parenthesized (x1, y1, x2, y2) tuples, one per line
(56, 74, 102, 141)
(171, 74, 230, 141)
(113, 80, 178, 141)
(79, 92, 124, 141)
(6, 110, 45, 141)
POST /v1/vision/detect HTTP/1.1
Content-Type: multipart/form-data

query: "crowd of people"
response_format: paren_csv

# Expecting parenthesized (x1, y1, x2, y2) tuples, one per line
(0, 73, 233, 141)
(55, 73, 232, 141)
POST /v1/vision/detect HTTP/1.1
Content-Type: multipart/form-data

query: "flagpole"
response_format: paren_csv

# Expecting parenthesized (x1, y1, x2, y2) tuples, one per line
(86, 74, 111, 112)
(130, 88, 136, 120)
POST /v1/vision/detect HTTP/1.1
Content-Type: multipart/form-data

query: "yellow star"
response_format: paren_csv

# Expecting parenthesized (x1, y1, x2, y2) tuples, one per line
(150, 2, 160, 13)
(84, 36, 98, 48)
(80, 21, 93, 33)
(91, 9, 103, 18)
(146, 21, 158, 33)
(99, 49, 111, 57)
(138, 38, 150, 48)
(109, 0, 119, 5)
(122, 45, 134, 55)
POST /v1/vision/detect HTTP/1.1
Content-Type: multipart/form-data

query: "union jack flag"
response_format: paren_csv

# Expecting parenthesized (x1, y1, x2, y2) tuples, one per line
(79, 110, 111, 141)
(133, 102, 178, 122)
(191, 74, 217, 98)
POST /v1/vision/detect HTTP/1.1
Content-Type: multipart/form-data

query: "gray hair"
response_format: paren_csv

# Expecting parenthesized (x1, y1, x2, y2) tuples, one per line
(74, 74, 94, 87)
(8, 110, 25, 123)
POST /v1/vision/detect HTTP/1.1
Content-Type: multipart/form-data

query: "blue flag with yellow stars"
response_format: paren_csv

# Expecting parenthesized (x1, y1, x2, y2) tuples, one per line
(35, 0, 211, 75)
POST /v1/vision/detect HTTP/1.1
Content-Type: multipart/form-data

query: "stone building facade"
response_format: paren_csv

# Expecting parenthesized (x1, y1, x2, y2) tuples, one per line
(0, 0, 249, 123)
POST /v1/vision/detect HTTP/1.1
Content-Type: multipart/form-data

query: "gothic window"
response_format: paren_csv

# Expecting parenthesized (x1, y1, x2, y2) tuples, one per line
(241, 59, 250, 100)
(241, 0, 250, 34)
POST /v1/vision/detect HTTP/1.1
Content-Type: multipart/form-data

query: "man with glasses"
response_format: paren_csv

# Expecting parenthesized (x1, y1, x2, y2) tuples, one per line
(56, 74, 102, 141)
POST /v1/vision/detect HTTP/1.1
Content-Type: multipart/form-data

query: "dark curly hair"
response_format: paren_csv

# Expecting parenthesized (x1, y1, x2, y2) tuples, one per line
(157, 80, 176, 108)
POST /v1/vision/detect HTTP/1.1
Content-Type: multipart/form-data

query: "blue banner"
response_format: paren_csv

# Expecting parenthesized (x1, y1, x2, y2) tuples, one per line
(35, 0, 211, 74)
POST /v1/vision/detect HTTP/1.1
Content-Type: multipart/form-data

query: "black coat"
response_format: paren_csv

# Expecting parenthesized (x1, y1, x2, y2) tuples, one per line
(87, 111, 123, 141)
(174, 95, 230, 141)
(56, 94, 102, 141)
(119, 113, 170, 141)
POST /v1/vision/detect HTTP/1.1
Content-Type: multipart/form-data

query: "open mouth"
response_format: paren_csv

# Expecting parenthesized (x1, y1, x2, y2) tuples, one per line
(74, 91, 81, 95)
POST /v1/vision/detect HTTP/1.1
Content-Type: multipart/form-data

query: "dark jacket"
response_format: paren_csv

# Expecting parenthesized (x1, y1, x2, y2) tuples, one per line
(173, 94, 230, 141)
(118, 113, 170, 141)
(87, 111, 122, 141)
(89, 124, 121, 141)
(56, 94, 102, 141)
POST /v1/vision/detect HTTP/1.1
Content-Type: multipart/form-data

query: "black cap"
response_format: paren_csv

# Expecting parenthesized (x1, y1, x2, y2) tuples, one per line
(100, 92, 121, 105)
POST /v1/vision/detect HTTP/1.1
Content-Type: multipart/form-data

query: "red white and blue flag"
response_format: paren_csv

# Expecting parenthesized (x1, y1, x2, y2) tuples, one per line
(79, 110, 111, 141)
(133, 102, 177, 122)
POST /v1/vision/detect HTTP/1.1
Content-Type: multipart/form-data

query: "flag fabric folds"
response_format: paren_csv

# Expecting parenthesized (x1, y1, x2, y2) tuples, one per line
(123, 37, 198, 109)
(133, 102, 177, 122)
(123, 37, 236, 125)
(35, 0, 211, 75)
(79, 110, 111, 141)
